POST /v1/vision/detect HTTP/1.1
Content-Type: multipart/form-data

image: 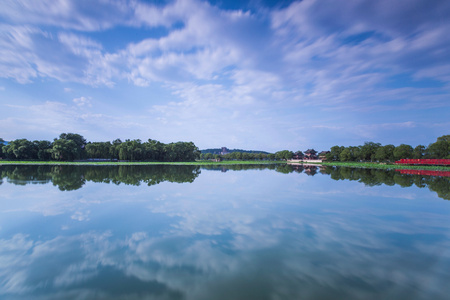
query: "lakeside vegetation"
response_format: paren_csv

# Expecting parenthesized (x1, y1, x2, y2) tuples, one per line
(201, 147, 270, 155)
(0, 160, 284, 166)
(324, 135, 450, 162)
(0, 133, 290, 162)
(306, 161, 450, 171)
(0, 133, 200, 162)
(1, 134, 448, 166)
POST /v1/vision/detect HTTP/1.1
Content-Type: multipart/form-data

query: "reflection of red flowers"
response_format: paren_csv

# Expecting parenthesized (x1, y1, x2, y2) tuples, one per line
(395, 169, 450, 177)
(395, 159, 450, 165)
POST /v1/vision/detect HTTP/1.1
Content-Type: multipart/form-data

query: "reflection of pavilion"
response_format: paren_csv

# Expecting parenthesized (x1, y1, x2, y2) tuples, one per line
(290, 164, 304, 173)
(288, 163, 327, 176)
(303, 165, 318, 176)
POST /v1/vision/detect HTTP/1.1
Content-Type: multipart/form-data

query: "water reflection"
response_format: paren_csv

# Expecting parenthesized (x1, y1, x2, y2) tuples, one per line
(0, 165, 201, 191)
(1, 164, 449, 200)
(201, 164, 279, 172)
(285, 164, 450, 200)
(0, 165, 449, 299)
(322, 166, 450, 200)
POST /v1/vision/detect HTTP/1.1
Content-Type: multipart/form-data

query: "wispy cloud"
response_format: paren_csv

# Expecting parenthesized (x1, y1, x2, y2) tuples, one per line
(0, 0, 448, 149)
(0, 0, 133, 31)
(73, 96, 92, 107)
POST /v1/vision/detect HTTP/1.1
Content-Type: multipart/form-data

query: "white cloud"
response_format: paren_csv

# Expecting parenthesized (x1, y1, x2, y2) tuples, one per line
(0, 0, 449, 149)
(0, 25, 40, 83)
(71, 210, 91, 221)
(2, 0, 449, 100)
(73, 96, 92, 107)
(0, 0, 134, 31)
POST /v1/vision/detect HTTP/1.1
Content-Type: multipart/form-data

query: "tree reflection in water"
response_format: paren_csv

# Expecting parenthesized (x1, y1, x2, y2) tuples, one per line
(286, 164, 449, 200)
(0, 165, 201, 191)
(0, 164, 448, 200)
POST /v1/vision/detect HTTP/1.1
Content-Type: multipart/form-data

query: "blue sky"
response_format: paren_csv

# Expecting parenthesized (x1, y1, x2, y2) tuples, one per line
(0, 0, 449, 152)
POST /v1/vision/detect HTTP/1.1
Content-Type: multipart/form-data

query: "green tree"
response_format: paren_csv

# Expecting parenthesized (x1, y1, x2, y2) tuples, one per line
(257, 153, 266, 160)
(326, 146, 344, 161)
(86, 142, 112, 159)
(234, 152, 243, 160)
(242, 152, 251, 160)
(109, 139, 122, 160)
(51, 139, 78, 161)
(359, 142, 381, 162)
(0, 138, 5, 158)
(412, 145, 426, 159)
(436, 135, 450, 142)
(275, 150, 293, 160)
(179, 142, 201, 161)
(117, 139, 143, 161)
(375, 144, 395, 162)
(34, 140, 52, 160)
(58, 133, 87, 160)
(339, 148, 351, 161)
(339, 146, 360, 161)
(2, 139, 37, 160)
(393, 144, 413, 161)
(426, 140, 450, 159)
(143, 139, 164, 161)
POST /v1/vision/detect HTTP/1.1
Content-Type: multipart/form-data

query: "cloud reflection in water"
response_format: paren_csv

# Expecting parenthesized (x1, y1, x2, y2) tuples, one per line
(0, 165, 449, 299)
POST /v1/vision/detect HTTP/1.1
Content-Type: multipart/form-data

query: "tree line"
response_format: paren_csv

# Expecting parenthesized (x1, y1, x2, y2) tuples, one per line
(201, 152, 273, 160)
(0, 133, 200, 162)
(201, 148, 269, 155)
(2, 134, 448, 162)
(199, 150, 297, 161)
(325, 135, 450, 162)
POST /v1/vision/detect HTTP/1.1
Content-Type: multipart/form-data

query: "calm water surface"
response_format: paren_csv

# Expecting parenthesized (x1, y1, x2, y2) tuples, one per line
(0, 165, 449, 300)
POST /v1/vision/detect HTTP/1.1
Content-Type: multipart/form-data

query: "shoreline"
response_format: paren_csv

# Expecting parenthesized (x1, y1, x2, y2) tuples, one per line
(1, 160, 449, 171)
(0, 160, 285, 166)
(297, 161, 450, 171)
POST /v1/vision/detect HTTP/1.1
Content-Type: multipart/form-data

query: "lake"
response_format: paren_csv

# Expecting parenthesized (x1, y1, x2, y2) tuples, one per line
(0, 164, 449, 300)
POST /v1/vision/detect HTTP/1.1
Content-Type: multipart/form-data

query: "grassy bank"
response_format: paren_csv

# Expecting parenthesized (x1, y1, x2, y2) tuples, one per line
(0, 160, 285, 166)
(303, 161, 450, 171)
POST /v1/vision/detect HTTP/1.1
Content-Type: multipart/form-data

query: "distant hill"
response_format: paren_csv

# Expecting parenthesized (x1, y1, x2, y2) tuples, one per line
(201, 147, 270, 154)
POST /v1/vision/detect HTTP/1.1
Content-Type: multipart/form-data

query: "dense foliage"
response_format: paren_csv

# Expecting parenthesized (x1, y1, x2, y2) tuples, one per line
(199, 152, 277, 161)
(2, 134, 448, 163)
(325, 135, 450, 162)
(1, 133, 200, 162)
(201, 148, 269, 154)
